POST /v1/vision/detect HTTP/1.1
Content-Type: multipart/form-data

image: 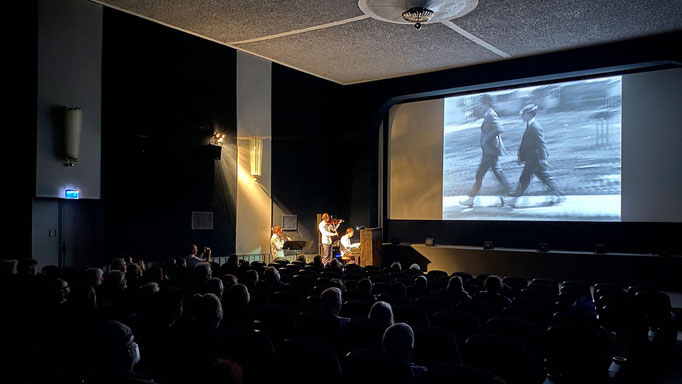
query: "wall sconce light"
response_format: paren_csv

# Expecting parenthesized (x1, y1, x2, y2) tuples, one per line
(64, 107, 82, 167)
(250, 137, 263, 180)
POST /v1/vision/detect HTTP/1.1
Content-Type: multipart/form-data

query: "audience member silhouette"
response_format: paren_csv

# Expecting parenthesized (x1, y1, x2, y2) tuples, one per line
(369, 301, 395, 329)
(382, 322, 427, 377)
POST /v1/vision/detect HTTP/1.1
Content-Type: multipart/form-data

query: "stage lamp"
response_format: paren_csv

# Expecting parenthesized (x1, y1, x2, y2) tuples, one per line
(210, 131, 225, 145)
(250, 137, 263, 180)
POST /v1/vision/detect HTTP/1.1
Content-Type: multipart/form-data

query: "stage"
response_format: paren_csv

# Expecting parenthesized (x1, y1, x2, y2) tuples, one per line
(382, 243, 682, 291)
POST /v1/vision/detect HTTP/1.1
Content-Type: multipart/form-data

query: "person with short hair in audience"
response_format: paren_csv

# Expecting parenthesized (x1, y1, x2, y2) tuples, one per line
(90, 320, 155, 383)
(390, 261, 402, 271)
(110, 257, 127, 273)
(474, 275, 512, 313)
(18, 258, 38, 276)
(99, 270, 127, 306)
(328, 278, 344, 291)
(221, 284, 252, 328)
(383, 282, 410, 305)
(261, 266, 284, 293)
(145, 264, 164, 285)
(369, 301, 394, 330)
(87, 267, 104, 286)
(351, 278, 376, 301)
(312, 255, 323, 268)
(221, 274, 238, 291)
(440, 275, 472, 305)
(296, 254, 307, 264)
(175, 257, 187, 269)
(0, 259, 18, 291)
(412, 275, 431, 297)
(126, 263, 144, 289)
(185, 244, 212, 268)
(201, 278, 225, 300)
(0, 259, 18, 276)
(192, 293, 223, 330)
(192, 262, 212, 284)
(320, 287, 350, 327)
(240, 269, 259, 290)
(382, 322, 427, 377)
(41, 264, 60, 279)
(406, 263, 423, 278)
(328, 258, 342, 270)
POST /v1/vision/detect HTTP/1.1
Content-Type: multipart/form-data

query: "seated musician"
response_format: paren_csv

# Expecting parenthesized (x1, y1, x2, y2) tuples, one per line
(340, 228, 360, 258)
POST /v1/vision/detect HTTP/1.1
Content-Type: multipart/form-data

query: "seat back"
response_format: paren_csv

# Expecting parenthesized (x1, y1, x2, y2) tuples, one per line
(412, 325, 461, 366)
(431, 310, 481, 347)
(278, 337, 341, 384)
(463, 333, 533, 384)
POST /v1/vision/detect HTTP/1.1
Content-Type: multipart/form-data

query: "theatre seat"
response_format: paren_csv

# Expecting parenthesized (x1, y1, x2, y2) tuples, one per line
(464, 333, 533, 384)
(422, 363, 504, 384)
(431, 310, 481, 347)
(342, 348, 413, 384)
(278, 337, 341, 384)
(411, 325, 461, 366)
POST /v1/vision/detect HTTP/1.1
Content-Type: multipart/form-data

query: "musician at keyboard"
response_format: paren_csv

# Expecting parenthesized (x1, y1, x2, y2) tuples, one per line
(340, 228, 361, 257)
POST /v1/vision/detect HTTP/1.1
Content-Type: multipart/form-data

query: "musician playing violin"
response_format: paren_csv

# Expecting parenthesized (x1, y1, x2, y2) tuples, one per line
(271, 226, 287, 261)
(319, 213, 343, 265)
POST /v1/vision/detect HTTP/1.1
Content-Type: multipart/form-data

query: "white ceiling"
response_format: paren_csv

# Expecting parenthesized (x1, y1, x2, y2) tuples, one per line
(91, 0, 682, 84)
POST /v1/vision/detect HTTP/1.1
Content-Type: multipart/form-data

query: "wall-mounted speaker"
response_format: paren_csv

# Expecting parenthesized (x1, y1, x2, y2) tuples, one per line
(281, 215, 298, 231)
(483, 241, 494, 250)
(191, 211, 214, 230)
(425, 238, 435, 246)
(537, 243, 549, 252)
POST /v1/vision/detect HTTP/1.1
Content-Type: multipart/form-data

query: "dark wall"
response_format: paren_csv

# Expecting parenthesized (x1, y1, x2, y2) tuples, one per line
(102, 9, 237, 261)
(3, 1, 37, 257)
(339, 31, 682, 255)
(271, 65, 352, 247)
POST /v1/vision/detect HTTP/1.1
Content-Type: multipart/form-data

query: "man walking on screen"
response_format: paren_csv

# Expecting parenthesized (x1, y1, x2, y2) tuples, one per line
(460, 94, 511, 207)
(506, 104, 565, 207)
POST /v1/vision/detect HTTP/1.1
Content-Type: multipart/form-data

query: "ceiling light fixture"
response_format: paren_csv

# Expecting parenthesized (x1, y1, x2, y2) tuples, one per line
(358, 0, 478, 29)
(402, 7, 434, 29)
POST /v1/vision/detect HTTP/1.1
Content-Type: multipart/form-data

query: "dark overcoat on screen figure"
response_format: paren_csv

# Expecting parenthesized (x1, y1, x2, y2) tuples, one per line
(511, 118, 562, 198)
(517, 120, 548, 162)
(480, 108, 506, 156)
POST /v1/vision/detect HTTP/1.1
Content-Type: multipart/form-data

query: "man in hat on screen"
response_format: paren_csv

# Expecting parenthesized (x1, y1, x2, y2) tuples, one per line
(460, 94, 512, 207)
(506, 103, 565, 207)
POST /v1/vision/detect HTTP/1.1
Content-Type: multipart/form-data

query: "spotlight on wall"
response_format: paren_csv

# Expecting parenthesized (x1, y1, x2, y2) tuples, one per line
(64, 107, 82, 167)
(483, 241, 494, 250)
(250, 137, 263, 180)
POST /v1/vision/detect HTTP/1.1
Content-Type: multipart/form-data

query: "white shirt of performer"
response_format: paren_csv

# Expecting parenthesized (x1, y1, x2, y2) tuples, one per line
(319, 220, 338, 245)
(270, 234, 285, 259)
(340, 234, 360, 255)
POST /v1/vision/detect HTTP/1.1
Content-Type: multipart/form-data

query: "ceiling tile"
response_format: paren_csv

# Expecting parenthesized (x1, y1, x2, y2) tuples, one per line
(97, 0, 363, 42)
(454, 0, 682, 57)
(238, 18, 501, 84)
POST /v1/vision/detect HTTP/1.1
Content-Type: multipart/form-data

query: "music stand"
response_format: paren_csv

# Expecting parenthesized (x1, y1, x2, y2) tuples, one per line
(284, 240, 307, 250)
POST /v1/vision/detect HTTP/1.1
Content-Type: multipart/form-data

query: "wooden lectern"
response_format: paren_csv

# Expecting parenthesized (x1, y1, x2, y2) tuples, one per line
(359, 228, 382, 267)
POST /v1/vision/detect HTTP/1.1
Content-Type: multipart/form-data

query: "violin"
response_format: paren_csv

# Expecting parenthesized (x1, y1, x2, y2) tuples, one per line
(326, 218, 344, 225)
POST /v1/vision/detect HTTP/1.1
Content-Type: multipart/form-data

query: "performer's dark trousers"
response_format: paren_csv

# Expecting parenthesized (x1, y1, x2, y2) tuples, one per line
(511, 158, 563, 197)
(322, 244, 332, 265)
(467, 154, 511, 197)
